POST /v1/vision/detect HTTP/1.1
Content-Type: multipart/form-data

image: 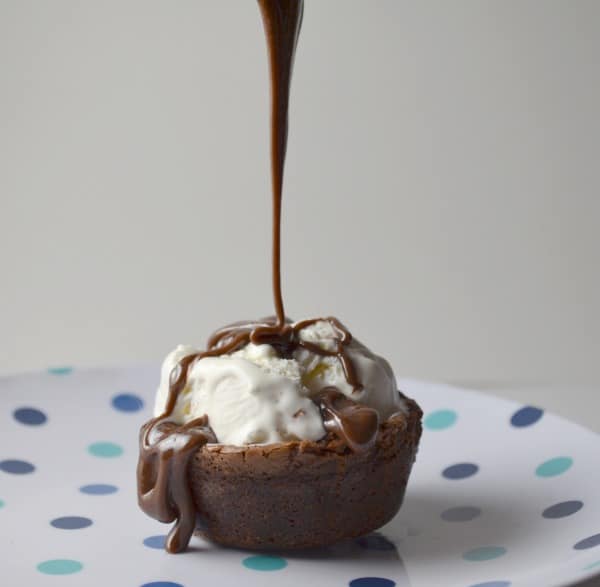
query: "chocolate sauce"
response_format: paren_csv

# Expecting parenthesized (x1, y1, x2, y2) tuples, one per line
(137, 0, 377, 553)
(137, 416, 216, 553)
(257, 0, 304, 327)
(316, 387, 380, 452)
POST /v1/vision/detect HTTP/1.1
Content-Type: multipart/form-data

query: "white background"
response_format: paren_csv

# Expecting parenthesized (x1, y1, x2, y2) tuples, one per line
(2, 3, 599, 385)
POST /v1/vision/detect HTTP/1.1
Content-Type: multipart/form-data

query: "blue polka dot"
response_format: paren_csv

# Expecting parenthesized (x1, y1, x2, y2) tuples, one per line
(143, 535, 167, 549)
(88, 442, 123, 458)
(463, 546, 507, 561)
(51, 516, 93, 529)
(441, 506, 481, 522)
(356, 533, 396, 551)
(536, 457, 573, 477)
(442, 463, 479, 480)
(14, 407, 47, 426)
(79, 484, 118, 495)
(112, 393, 144, 413)
(0, 459, 35, 474)
(574, 533, 600, 550)
(469, 582, 511, 587)
(140, 583, 183, 587)
(542, 500, 583, 519)
(424, 409, 457, 430)
(349, 579, 395, 587)
(47, 366, 73, 375)
(37, 559, 83, 575)
(510, 406, 543, 427)
(242, 555, 288, 571)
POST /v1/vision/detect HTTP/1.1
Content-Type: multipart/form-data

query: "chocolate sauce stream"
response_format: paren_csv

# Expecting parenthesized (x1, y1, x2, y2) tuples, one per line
(137, 0, 374, 554)
(257, 0, 304, 327)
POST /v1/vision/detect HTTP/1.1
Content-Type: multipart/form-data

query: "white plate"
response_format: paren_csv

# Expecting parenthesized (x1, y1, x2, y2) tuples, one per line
(1, 366, 599, 587)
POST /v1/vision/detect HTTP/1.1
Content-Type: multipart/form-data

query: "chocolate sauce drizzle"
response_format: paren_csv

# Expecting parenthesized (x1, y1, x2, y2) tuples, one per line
(137, 0, 379, 553)
(257, 0, 303, 327)
(137, 416, 216, 553)
(317, 387, 380, 452)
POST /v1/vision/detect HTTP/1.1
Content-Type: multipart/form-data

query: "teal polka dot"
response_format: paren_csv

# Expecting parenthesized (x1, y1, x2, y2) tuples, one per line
(37, 559, 83, 575)
(424, 409, 457, 430)
(242, 555, 288, 571)
(47, 366, 73, 375)
(463, 546, 507, 561)
(536, 457, 573, 478)
(88, 442, 123, 458)
(0, 499, 4, 509)
(585, 560, 600, 571)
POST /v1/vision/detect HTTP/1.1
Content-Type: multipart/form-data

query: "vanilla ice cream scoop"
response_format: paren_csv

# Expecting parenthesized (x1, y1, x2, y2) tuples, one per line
(154, 320, 405, 445)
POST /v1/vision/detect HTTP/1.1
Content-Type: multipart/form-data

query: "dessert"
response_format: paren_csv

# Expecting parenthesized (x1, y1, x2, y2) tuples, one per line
(137, 0, 422, 554)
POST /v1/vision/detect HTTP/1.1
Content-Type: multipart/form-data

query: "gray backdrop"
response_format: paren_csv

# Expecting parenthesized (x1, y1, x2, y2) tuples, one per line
(2, 1, 599, 386)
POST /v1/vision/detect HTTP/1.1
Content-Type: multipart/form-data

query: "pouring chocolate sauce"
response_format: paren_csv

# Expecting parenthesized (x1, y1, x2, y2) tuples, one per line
(137, 0, 378, 553)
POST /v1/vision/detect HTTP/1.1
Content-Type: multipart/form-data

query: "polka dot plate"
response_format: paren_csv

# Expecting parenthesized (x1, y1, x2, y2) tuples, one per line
(1, 367, 599, 587)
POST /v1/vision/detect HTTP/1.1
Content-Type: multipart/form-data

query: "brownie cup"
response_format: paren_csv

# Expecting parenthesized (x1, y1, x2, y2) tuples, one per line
(189, 394, 422, 550)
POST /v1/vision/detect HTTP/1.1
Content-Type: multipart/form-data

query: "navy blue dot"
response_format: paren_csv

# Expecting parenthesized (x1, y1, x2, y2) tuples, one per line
(13, 407, 47, 426)
(356, 533, 396, 551)
(50, 516, 93, 530)
(140, 583, 184, 587)
(469, 582, 511, 587)
(143, 535, 167, 549)
(0, 459, 35, 474)
(79, 484, 118, 495)
(442, 463, 479, 480)
(349, 579, 395, 587)
(112, 393, 144, 413)
(511, 406, 543, 427)
(574, 533, 600, 550)
(441, 506, 482, 522)
(542, 500, 583, 519)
